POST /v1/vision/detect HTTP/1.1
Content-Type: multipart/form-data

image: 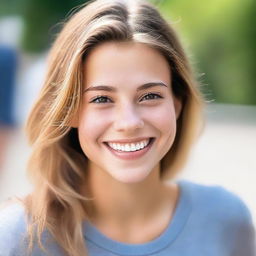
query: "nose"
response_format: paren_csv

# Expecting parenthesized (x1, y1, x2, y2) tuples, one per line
(113, 104, 144, 133)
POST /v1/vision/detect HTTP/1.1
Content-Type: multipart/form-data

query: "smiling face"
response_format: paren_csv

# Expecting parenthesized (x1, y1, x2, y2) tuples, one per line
(77, 41, 181, 184)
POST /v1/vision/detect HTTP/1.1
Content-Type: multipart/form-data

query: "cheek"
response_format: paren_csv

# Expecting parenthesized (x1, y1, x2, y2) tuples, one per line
(145, 103, 177, 134)
(77, 109, 111, 144)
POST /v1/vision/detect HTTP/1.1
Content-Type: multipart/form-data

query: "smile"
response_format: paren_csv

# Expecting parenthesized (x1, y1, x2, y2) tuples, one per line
(107, 139, 150, 152)
(104, 138, 154, 159)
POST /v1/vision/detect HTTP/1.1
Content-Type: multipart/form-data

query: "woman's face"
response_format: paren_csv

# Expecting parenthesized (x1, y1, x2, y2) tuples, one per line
(77, 41, 181, 183)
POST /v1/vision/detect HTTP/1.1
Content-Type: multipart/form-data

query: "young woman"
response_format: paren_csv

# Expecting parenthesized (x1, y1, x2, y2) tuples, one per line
(0, 0, 255, 255)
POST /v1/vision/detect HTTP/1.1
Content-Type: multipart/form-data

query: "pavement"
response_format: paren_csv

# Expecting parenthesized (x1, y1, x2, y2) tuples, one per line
(0, 103, 255, 224)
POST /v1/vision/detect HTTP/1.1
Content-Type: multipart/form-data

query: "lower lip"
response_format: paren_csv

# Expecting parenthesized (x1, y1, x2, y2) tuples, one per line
(104, 139, 154, 160)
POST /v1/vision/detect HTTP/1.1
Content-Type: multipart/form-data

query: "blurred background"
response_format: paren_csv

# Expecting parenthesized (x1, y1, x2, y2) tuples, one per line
(0, 0, 255, 222)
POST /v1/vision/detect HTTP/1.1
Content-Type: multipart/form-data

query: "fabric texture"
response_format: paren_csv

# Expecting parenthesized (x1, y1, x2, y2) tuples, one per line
(0, 180, 255, 256)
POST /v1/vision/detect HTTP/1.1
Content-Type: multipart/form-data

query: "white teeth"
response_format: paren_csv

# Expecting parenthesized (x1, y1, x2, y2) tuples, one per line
(107, 139, 150, 152)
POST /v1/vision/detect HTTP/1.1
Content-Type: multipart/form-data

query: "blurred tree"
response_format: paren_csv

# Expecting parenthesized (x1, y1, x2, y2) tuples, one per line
(0, 0, 26, 16)
(243, 0, 256, 104)
(21, 0, 89, 53)
(157, 0, 256, 105)
(1, 0, 255, 104)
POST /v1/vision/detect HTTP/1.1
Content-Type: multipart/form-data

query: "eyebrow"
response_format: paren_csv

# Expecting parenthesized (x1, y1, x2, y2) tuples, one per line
(83, 82, 168, 93)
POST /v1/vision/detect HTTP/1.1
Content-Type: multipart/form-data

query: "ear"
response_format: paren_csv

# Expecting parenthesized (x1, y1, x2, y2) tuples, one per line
(173, 96, 182, 120)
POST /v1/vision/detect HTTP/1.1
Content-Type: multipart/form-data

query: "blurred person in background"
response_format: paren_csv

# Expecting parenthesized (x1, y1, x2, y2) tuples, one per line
(0, 16, 22, 173)
(0, 44, 17, 172)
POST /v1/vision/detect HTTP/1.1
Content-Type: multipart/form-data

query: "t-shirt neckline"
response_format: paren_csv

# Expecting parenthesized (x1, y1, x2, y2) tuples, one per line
(83, 180, 192, 255)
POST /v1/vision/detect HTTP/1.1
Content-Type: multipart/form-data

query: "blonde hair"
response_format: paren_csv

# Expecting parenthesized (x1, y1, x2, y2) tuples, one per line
(24, 0, 204, 255)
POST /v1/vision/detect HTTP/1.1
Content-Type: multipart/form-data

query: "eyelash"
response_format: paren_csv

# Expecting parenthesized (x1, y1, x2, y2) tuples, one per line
(89, 93, 163, 104)
(89, 95, 112, 104)
(139, 92, 163, 102)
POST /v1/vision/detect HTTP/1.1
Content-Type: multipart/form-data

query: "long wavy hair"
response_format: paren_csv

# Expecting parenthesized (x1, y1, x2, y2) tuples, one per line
(24, 0, 204, 255)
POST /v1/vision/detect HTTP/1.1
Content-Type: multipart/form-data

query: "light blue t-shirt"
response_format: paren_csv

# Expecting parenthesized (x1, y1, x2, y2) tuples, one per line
(0, 180, 255, 256)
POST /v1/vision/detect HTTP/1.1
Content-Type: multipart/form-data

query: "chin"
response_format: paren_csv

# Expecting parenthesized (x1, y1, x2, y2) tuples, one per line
(111, 168, 152, 184)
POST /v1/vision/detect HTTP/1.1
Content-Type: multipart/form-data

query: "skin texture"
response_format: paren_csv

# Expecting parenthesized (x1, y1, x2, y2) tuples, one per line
(76, 42, 181, 243)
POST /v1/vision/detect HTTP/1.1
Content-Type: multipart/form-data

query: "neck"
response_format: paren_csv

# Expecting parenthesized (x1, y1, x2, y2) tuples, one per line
(83, 162, 177, 227)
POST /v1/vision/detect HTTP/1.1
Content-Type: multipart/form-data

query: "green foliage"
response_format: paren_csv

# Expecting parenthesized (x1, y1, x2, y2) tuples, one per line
(158, 0, 256, 105)
(1, 0, 255, 104)
(21, 0, 89, 52)
(0, 0, 26, 16)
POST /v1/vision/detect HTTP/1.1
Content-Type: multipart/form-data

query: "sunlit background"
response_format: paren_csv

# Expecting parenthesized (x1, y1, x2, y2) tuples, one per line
(0, 0, 255, 223)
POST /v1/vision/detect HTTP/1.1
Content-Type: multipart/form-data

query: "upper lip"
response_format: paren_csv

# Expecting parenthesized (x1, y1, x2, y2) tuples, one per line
(104, 137, 153, 144)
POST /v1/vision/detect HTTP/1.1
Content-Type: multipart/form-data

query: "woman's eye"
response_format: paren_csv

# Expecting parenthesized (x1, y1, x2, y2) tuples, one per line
(140, 93, 163, 102)
(90, 96, 113, 104)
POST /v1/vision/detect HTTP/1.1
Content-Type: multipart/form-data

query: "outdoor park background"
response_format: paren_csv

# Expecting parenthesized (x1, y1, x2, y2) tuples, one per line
(0, 0, 255, 223)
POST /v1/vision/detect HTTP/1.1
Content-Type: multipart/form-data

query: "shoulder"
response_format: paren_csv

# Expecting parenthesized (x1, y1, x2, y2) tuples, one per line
(179, 180, 255, 254)
(0, 200, 27, 233)
(179, 179, 252, 219)
(0, 200, 28, 255)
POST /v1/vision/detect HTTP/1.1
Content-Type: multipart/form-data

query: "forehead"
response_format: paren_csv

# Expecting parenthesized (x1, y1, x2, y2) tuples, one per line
(83, 41, 171, 88)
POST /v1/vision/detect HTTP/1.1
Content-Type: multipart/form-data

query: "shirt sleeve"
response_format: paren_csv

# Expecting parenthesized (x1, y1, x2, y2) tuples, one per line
(0, 203, 28, 256)
(230, 197, 256, 256)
